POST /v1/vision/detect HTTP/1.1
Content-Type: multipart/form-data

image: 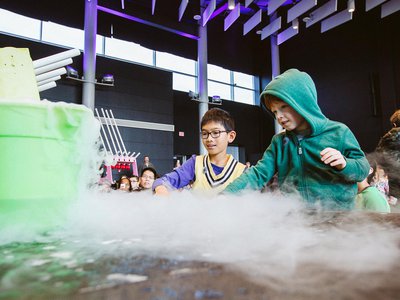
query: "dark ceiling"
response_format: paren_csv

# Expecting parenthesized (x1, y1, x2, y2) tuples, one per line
(1, 0, 398, 75)
(0, 0, 273, 74)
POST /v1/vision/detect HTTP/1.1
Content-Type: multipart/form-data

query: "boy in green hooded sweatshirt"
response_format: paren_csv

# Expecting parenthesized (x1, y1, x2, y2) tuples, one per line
(224, 69, 370, 210)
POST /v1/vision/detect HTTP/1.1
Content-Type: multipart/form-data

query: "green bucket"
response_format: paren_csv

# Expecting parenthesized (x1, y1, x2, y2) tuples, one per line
(0, 101, 100, 232)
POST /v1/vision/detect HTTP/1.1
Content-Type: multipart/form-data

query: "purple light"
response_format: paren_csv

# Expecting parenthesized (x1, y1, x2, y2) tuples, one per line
(97, 5, 199, 41)
(209, 4, 228, 21)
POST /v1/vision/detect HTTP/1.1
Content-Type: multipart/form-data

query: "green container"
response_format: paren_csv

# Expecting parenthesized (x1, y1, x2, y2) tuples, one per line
(0, 101, 99, 232)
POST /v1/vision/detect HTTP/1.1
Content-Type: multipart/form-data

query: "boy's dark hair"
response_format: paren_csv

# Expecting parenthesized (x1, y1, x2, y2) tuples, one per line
(200, 108, 235, 131)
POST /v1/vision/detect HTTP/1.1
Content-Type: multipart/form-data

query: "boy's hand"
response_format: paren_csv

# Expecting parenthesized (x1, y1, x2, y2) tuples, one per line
(320, 147, 347, 170)
(154, 185, 169, 196)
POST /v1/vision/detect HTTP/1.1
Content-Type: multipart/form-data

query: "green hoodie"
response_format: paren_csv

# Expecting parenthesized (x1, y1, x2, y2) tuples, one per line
(225, 69, 370, 209)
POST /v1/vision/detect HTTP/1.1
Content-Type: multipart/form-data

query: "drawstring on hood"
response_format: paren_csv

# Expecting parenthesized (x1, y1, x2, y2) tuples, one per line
(260, 69, 328, 136)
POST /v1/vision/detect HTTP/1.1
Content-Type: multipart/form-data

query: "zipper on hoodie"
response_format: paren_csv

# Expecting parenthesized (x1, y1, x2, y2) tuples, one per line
(298, 141, 303, 155)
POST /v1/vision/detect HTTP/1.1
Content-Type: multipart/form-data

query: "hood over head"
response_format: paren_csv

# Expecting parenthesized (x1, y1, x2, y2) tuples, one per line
(260, 69, 328, 135)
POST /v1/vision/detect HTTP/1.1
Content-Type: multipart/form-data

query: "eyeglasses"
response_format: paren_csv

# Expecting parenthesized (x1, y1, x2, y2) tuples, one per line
(201, 130, 228, 139)
(142, 175, 155, 180)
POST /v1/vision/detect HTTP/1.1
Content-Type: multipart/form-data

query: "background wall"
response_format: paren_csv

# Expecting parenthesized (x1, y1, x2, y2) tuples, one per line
(2, 5, 399, 173)
(1, 34, 273, 176)
(2, 35, 175, 175)
(2, 1, 400, 159)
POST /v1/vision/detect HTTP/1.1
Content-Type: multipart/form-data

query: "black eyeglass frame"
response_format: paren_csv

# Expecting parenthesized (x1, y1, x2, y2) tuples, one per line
(200, 130, 229, 139)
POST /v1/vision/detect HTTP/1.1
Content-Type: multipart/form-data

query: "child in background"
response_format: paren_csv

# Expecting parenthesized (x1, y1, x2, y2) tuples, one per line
(356, 156, 391, 213)
(117, 175, 131, 192)
(369, 163, 390, 196)
(153, 108, 246, 196)
(224, 69, 370, 210)
(129, 175, 140, 191)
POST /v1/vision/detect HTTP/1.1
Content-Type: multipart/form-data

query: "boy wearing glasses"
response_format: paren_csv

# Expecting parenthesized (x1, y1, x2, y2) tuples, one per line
(153, 108, 246, 195)
(225, 69, 369, 209)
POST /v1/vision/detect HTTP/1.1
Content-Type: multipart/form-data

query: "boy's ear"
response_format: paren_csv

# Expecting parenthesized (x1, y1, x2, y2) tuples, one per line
(227, 130, 236, 143)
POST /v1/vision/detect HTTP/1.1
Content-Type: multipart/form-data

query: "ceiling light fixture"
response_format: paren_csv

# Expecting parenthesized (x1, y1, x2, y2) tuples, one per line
(66, 66, 79, 78)
(228, 0, 236, 10)
(102, 74, 115, 85)
(292, 18, 299, 29)
(347, 0, 355, 12)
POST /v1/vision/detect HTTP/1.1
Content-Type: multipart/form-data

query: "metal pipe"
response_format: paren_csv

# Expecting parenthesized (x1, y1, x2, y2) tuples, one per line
(38, 82, 56, 92)
(109, 110, 128, 156)
(104, 109, 123, 155)
(34, 58, 72, 75)
(37, 75, 61, 87)
(270, 12, 282, 134)
(36, 68, 66, 82)
(198, 0, 209, 155)
(95, 108, 113, 155)
(82, 0, 98, 110)
(32, 48, 80, 69)
(101, 108, 118, 155)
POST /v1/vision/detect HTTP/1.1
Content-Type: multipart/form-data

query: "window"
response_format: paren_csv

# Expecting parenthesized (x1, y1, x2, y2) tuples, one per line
(105, 37, 153, 66)
(233, 71, 254, 89)
(173, 73, 196, 92)
(208, 81, 231, 100)
(234, 87, 255, 105)
(0, 9, 41, 40)
(156, 52, 196, 75)
(208, 64, 230, 83)
(42, 22, 84, 49)
(0, 8, 259, 106)
(41, 21, 104, 53)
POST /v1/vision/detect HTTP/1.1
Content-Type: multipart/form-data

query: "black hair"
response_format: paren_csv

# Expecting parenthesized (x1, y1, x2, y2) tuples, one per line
(140, 167, 157, 178)
(200, 108, 235, 131)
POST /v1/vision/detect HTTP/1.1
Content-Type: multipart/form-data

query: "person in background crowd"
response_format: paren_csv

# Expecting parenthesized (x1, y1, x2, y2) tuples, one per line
(139, 155, 156, 175)
(129, 175, 140, 191)
(174, 159, 181, 170)
(136, 167, 157, 192)
(355, 155, 391, 213)
(117, 175, 131, 192)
